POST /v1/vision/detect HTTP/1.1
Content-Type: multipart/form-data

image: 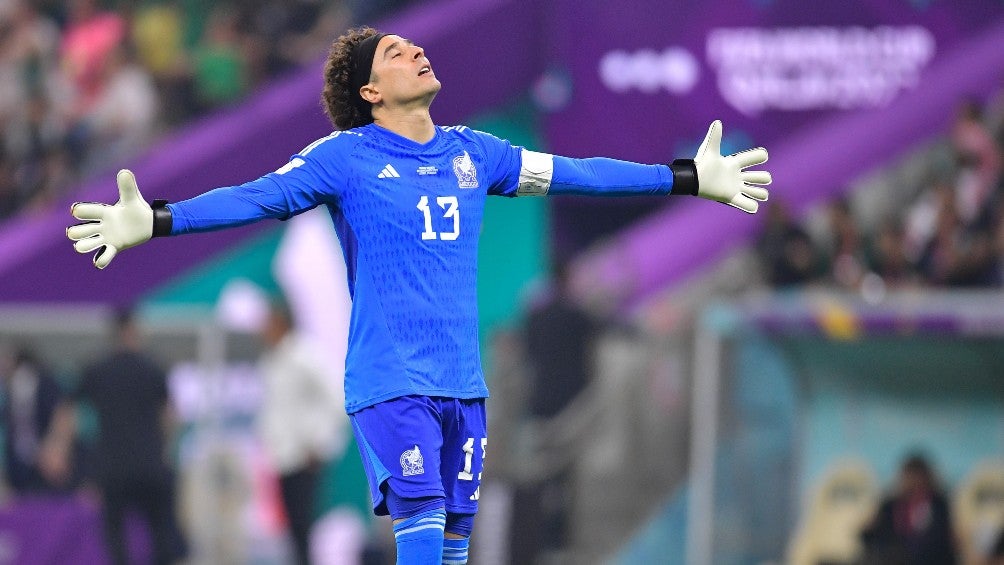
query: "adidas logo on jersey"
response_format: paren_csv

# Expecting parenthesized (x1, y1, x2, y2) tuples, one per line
(378, 164, 401, 178)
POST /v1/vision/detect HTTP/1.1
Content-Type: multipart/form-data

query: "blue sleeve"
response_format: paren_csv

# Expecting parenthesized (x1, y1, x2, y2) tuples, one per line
(167, 176, 307, 234)
(466, 129, 675, 197)
(168, 132, 353, 235)
(549, 156, 675, 196)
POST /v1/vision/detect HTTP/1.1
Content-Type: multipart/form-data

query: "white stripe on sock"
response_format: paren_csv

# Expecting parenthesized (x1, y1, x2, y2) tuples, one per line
(394, 523, 445, 537)
(417, 517, 446, 525)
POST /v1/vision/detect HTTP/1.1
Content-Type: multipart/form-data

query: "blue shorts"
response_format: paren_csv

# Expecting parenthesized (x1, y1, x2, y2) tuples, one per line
(350, 395, 487, 516)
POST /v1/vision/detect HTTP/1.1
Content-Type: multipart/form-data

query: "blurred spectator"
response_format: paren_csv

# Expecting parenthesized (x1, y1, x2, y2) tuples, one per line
(131, 3, 185, 80)
(60, 0, 126, 117)
(242, 0, 348, 81)
(512, 260, 600, 563)
(994, 207, 1004, 284)
(131, 2, 196, 126)
(191, 6, 248, 111)
(347, 0, 414, 26)
(905, 178, 955, 265)
(276, 0, 349, 68)
(80, 44, 159, 172)
(755, 199, 821, 287)
(0, 0, 62, 119)
(0, 154, 16, 219)
(865, 217, 920, 290)
(916, 183, 999, 287)
(46, 308, 186, 565)
(523, 261, 598, 421)
(951, 100, 1001, 225)
(0, 345, 67, 494)
(915, 183, 959, 287)
(4, 89, 72, 208)
(258, 299, 347, 565)
(860, 453, 957, 565)
(824, 198, 867, 290)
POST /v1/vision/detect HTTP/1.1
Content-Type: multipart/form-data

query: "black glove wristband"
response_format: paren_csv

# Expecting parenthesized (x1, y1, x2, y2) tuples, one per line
(670, 159, 699, 196)
(151, 199, 173, 237)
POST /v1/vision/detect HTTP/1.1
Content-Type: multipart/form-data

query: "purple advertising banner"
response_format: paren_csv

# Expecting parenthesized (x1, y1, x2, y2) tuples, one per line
(541, 0, 1004, 163)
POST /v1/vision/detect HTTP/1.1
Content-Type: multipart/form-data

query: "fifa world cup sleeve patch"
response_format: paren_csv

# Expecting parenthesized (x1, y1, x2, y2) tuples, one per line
(517, 149, 553, 196)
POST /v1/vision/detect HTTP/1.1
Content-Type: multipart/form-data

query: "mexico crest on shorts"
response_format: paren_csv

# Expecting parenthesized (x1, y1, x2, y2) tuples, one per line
(453, 151, 479, 188)
(400, 445, 425, 476)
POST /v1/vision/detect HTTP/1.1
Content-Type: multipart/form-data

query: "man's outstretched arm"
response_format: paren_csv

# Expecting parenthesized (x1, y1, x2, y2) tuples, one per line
(514, 120, 771, 213)
(67, 130, 354, 269)
(67, 164, 325, 269)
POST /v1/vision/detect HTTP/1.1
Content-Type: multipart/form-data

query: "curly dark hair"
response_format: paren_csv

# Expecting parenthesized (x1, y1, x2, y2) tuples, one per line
(322, 26, 381, 130)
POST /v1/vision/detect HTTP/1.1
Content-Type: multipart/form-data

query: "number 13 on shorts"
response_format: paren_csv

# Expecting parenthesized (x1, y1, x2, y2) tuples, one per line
(458, 437, 487, 500)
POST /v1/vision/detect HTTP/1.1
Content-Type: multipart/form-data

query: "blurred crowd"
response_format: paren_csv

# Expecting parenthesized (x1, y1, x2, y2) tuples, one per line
(757, 96, 1004, 294)
(0, 0, 431, 222)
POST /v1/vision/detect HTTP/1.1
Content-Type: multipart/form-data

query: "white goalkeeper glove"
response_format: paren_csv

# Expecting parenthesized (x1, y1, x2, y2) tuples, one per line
(671, 120, 771, 213)
(66, 169, 153, 269)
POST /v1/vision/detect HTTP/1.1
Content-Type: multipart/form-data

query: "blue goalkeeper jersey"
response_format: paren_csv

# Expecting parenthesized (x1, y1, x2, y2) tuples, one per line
(167, 123, 677, 413)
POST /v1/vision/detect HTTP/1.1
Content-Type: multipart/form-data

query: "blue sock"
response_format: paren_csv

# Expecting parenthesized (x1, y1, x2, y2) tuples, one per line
(442, 537, 469, 565)
(393, 508, 445, 565)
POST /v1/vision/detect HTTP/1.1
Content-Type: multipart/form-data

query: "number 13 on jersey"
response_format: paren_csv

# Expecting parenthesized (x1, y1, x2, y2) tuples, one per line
(458, 437, 486, 500)
(417, 195, 459, 241)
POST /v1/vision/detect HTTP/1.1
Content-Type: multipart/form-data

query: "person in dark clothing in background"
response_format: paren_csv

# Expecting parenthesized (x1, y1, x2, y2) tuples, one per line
(755, 198, 820, 288)
(860, 453, 957, 565)
(512, 259, 599, 563)
(1, 346, 68, 494)
(523, 260, 597, 421)
(45, 308, 186, 565)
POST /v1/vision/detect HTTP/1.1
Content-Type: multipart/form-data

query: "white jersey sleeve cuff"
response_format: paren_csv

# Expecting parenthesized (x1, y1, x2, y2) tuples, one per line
(517, 149, 553, 196)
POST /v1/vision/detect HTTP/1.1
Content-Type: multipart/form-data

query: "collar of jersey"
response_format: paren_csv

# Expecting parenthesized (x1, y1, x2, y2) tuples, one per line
(365, 122, 442, 151)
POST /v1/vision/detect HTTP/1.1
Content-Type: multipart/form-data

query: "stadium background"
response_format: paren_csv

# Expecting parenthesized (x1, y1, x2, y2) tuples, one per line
(0, 0, 1002, 564)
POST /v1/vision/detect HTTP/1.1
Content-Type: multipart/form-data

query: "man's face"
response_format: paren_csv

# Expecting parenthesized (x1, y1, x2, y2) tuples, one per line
(365, 34, 441, 108)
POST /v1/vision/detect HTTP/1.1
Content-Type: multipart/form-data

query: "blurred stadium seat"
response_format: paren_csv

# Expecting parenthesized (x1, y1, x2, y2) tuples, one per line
(788, 460, 879, 565)
(955, 460, 1004, 565)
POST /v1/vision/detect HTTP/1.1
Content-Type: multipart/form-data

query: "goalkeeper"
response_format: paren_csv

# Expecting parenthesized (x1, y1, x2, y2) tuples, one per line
(67, 27, 770, 565)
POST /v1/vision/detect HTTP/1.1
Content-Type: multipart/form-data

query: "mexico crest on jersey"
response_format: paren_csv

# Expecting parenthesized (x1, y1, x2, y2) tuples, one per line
(452, 151, 479, 188)
(400, 445, 425, 476)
